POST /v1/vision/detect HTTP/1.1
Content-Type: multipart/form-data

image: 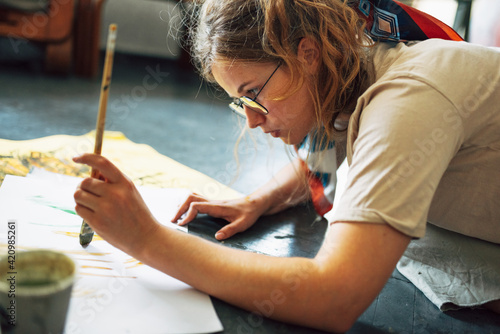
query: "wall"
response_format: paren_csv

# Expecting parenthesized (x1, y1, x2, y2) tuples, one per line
(100, 0, 182, 59)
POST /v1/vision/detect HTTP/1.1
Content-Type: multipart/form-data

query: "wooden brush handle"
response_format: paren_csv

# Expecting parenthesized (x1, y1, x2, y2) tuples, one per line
(93, 24, 117, 158)
(90, 24, 117, 180)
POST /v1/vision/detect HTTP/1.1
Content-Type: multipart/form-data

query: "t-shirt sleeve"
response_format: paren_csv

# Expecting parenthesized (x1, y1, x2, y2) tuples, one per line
(329, 76, 464, 238)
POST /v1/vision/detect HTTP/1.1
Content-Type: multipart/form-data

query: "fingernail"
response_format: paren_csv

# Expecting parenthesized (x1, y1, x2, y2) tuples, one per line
(215, 232, 225, 240)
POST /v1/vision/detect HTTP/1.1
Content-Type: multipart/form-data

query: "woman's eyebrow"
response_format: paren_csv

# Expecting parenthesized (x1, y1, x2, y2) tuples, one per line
(237, 81, 252, 95)
(226, 81, 252, 99)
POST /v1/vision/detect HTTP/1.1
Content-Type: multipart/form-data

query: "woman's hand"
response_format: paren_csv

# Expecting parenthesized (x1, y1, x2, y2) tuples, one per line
(171, 159, 311, 240)
(171, 193, 268, 240)
(73, 154, 161, 255)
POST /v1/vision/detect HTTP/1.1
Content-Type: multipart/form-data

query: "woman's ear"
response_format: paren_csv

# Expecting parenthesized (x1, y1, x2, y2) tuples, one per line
(297, 37, 321, 74)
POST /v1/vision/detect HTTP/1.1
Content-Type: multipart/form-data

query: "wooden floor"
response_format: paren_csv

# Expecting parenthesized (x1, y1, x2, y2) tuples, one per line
(0, 52, 499, 333)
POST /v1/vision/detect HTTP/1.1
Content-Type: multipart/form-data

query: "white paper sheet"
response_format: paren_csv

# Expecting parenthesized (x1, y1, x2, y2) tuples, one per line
(0, 173, 223, 334)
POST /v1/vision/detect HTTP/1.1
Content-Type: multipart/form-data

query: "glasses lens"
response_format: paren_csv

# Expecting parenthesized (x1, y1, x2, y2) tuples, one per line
(229, 97, 269, 118)
(239, 97, 268, 115)
(229, 101, 246, 118)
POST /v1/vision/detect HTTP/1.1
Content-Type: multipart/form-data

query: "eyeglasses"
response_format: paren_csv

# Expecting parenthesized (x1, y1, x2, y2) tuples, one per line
(229, 63, 281, 118)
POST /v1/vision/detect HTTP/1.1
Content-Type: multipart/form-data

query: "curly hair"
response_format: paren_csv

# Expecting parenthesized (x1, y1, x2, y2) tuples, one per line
(187, 0, 373, 146)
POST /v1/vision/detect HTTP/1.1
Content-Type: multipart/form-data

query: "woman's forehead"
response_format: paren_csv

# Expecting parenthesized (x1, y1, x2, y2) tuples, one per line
(212, 60, 275, 73)
(212, 62, 275, 94)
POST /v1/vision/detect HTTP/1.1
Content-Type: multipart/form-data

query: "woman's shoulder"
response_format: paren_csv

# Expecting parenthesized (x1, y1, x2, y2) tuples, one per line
(348, 40, 500, 165)
(364, 40, 500, 121)
(372, 39, 500, 82)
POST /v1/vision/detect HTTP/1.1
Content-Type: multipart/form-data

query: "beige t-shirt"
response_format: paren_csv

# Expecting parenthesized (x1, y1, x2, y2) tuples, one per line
(330, 39, 500, 243)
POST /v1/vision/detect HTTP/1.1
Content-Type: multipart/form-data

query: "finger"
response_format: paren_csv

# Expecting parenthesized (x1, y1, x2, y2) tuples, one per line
(215, 220, 248, 240)
(171, 193, 207, 222)
(178, 201, 220, 226)
(74, 203, 95, 223)
(78, 177, 106, 197)
(177, 202, 203, 226)
(73, 154, 123, 184)
(90, 169, 108, 182)
(74, 184, 102, 213)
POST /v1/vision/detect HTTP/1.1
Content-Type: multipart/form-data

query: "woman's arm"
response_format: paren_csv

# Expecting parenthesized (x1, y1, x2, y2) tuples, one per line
(171, 157, 310, 239)
(254, 157, 311, 215)
(141, 221, 409, 333)
(73, 154, 411, 333)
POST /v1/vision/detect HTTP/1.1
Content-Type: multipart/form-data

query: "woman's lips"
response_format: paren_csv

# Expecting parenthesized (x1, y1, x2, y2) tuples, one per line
(269, 130, 281, 138)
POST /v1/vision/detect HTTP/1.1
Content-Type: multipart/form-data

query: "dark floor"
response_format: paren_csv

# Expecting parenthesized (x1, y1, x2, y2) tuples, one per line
(1, 53, 499, 333)
(0, 52, 291, 194)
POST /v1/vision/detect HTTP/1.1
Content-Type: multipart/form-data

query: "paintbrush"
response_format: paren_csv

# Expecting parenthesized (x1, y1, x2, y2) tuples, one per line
(80, 23, 118, 247)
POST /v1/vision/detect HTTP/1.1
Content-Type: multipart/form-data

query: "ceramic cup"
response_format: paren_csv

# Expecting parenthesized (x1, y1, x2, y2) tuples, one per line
(0, 250, 75, 334)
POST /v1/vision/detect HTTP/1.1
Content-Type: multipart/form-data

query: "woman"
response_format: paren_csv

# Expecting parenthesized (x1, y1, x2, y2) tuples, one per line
(73, 0, 500, 331)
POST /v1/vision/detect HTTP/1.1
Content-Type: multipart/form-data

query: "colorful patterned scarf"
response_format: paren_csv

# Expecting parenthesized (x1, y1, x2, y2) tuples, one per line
(355, 0, 463, 42)
(303, 0, 463, 216)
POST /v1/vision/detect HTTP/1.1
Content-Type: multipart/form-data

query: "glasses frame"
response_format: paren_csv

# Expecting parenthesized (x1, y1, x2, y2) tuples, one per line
(229, 63, 282, 118)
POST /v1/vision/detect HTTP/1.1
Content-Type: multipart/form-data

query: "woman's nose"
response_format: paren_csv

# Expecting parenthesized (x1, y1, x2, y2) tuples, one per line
(244, 106, 266, 129)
